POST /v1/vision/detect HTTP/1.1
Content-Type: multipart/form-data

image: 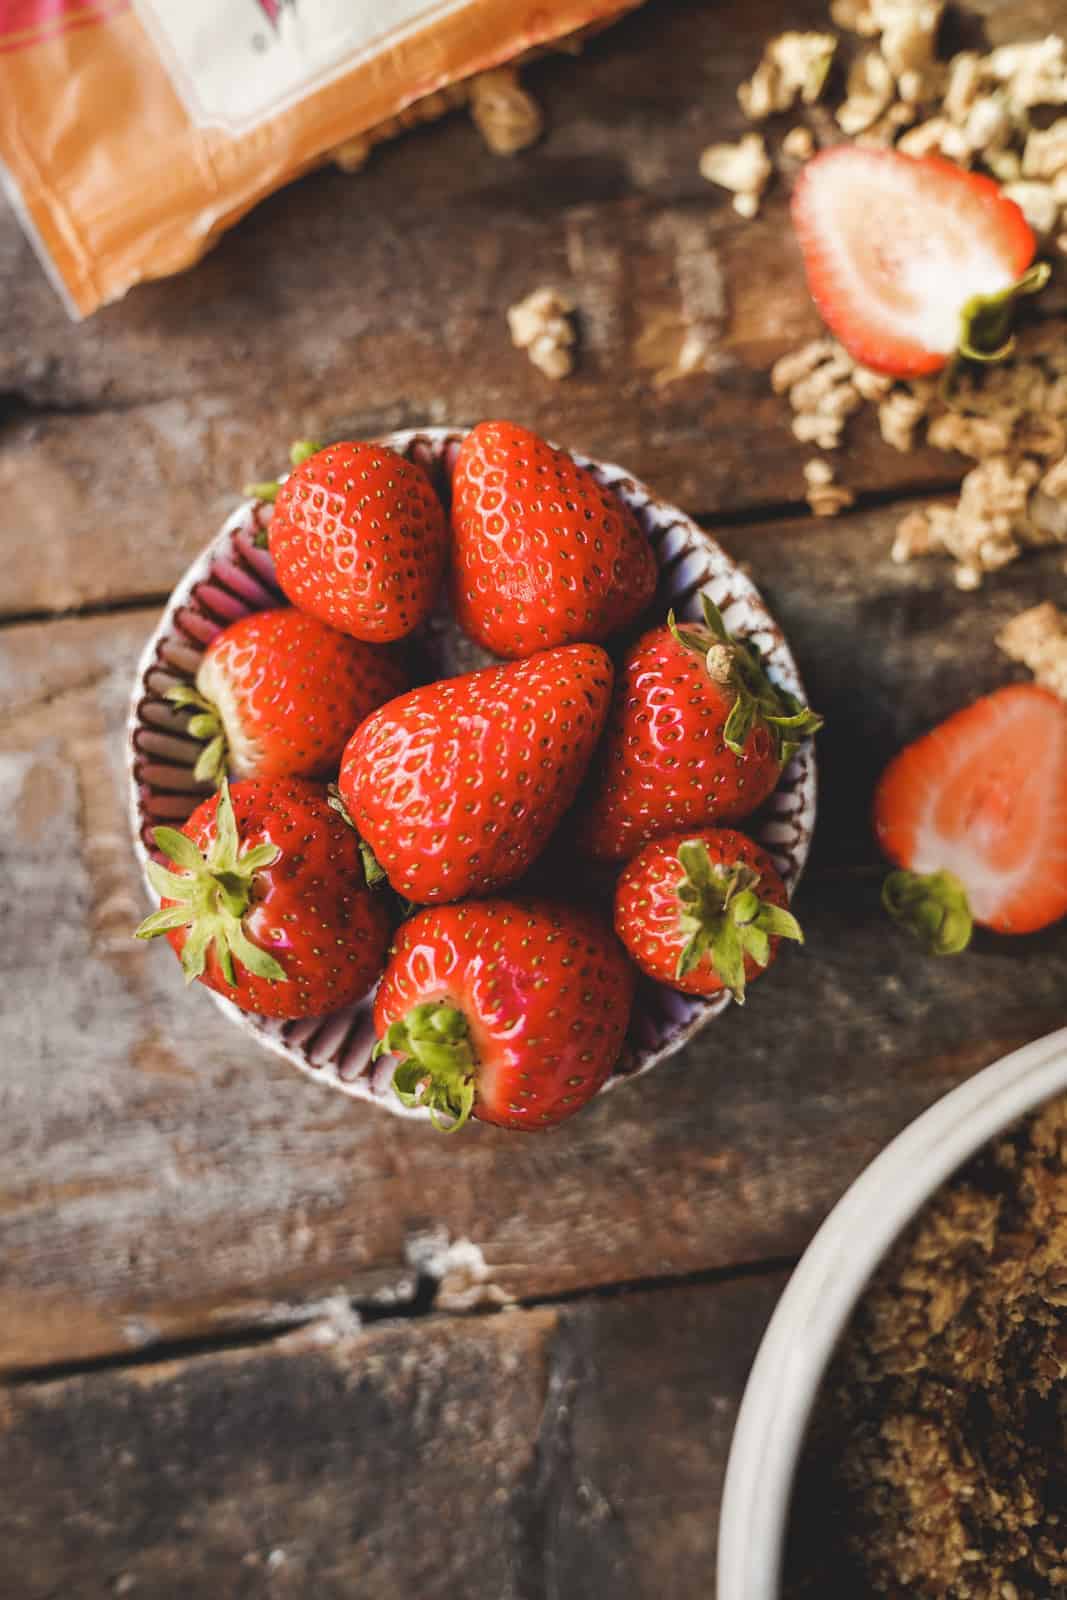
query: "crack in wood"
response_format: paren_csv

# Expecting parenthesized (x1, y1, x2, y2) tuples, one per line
(2, 1255, 798, 1391)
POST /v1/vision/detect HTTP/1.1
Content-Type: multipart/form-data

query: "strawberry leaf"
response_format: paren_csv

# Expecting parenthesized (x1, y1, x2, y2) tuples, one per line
(134, 904, 196, 936)
(145, 860, 197, 902)
(670, 594, 823, 764)
(671, 840, 802, 1002)
(152, 827, 204, 872)
(375, 1001, 478, 1132)
(135, 782, 286, 991)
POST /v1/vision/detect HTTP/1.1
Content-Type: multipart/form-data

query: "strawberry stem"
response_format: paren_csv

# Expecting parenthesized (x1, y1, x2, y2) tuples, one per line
(374, 1001, 477, 1132)
(243, 441, 321, 504)
(166, 685, 228, 785)
(289, 439, 320, 466)
(244, 479, 281, 503)
(674, 839, 802, 1002)
(668, 595, 823, 764)
(134, 778, 287, 987)
(957, 262, 1050, 366)
(883, 869, 973, 956)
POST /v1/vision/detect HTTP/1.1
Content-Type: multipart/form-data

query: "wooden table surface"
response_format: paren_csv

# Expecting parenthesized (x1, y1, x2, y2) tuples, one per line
(3, 1, 1066, 1595)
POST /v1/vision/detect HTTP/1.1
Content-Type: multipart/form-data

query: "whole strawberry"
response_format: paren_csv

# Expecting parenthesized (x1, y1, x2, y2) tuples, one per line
(269, 441, 447, 642)
(451, 420, 657, 658)
(578, 595, 821, 864)
(615, 828, 801, 1002)
(339, 643, 613, 903)
(374, 900, 635, 1130)
(792, 148, 1046, 378)
(135, 777, 390, 1018)
(875, 684, 1067, 950)
(169, 608, 407, 784)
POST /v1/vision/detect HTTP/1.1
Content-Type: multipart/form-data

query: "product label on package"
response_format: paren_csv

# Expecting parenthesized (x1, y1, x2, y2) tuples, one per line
(132, 0, 470, 134)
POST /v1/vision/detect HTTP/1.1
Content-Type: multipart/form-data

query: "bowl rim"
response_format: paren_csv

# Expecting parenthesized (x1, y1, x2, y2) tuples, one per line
(125, 425, 817, 1115)
(716, 1023, 1067, 1600)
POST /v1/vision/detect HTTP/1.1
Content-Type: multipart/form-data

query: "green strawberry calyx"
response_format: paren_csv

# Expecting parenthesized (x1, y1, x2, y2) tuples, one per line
(166, 684, 228, 785)
(243, 438, 322, 505)
(668, 595, 823, 764)
(674, 839, 803, 1003)
(373, 1001, 477, 1133)
(882, 868, 973, 956)
(957, 262, 1050, 366)
(134, 778, 287, 988)
(326, 785, 387, 889)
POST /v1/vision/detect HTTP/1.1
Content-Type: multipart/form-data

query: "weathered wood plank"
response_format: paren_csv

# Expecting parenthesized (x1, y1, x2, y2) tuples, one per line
(17, 0, 1063, 614)
(0, 0, 1050, 404)
(0, 194, 963, 619)
(0, 1273, 785, 1600)
(2, 504, 1065, 1370)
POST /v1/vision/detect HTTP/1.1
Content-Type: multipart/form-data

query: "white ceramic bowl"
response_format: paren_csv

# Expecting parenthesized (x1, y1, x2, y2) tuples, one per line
(717, 1024, 1067, 1600)
(127, 427, 817, 1117)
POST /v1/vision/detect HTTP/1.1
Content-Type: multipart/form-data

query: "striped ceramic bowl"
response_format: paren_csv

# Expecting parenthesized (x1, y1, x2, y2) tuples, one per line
(127, 427, 817, 1118)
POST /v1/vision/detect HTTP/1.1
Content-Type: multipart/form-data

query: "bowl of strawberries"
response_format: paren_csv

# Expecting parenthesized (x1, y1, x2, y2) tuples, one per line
(128, 422, 820, 1130)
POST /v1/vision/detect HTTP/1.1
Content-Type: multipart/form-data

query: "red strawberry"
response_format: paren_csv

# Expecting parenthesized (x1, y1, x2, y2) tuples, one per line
(135, 777, 390, 1017)
(450, 420, 657, 658)
(339, 643, 613, 903)
(268, 441, 448, 642)
(577, 595, 821, 864)
(337, 643, 614, 908)
(169, 608, 407, 784)
(614, 828, 801, 1001)
(874, 684, 1067, 949)
(791, 149, 1046, 378)
(373, 899, 634, 1130)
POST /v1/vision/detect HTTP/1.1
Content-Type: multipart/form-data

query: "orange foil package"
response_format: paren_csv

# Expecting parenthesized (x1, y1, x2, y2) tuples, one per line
(0, 0, 641, 317)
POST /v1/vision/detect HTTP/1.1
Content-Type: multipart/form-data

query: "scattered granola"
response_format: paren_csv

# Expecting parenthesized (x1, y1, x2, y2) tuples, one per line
(330, 84, 470, 172)
(725, 1, 1067, 587)
(698, 132, 773, 218)
(804, 457, 856, 516)
(784, 1095, 1067, 1600)
(329, 63, 544, 173)
(997, 601, 1067, 699)
(782, 125, 816, 161)
(771, 338, 864, 449)
(506, 286, 578, 379)
(468, 67, 544, 156)
(737, 32, 837, 121)
(837, 49, 895, 135)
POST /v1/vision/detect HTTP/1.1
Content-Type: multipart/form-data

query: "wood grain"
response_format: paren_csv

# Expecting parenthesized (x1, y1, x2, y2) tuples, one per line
(7, 0, 1062, 619)
(2, 501, 1065, 1371)
(0, 1273, 785, 1600)
(0, 0, 1008, 620)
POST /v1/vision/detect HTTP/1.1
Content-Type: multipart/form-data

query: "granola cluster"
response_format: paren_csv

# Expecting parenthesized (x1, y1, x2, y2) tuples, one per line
(330, 61, 544, 172)
(997, 600, 1067, 698)
(804, 456, 856, 517)
(506, 286, 577, 380)
(715, 4, 1067, 599)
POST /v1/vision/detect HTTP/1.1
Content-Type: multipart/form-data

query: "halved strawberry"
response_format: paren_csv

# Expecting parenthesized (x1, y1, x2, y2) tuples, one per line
(791, 148, 1046, 378)
(874, 684, 1067, 949)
